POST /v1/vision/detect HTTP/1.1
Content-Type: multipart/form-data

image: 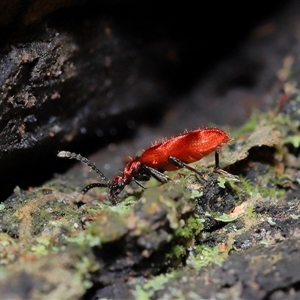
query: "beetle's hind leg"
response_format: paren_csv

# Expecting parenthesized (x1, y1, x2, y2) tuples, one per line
(167, 156, 209, 185)
(168, 156, 203, 176)
(212, 151, 237, 178)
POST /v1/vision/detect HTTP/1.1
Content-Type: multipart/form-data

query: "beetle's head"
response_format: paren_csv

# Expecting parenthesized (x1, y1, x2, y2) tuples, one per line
(110, 176, 131, 198)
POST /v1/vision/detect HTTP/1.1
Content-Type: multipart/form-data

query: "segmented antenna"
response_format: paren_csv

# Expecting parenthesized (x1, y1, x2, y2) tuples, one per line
(57, 151, 110, 183)
(81, 182, 111, 194)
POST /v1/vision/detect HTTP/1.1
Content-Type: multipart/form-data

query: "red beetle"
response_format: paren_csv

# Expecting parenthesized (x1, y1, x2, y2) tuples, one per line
(58, 128, 230, 199)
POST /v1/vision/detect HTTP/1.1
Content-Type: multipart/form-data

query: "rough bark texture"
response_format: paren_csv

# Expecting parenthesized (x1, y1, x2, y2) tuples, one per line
(1, 1, 300, 300)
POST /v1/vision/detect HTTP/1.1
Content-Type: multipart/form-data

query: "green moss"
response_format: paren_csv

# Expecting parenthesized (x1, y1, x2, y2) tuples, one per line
(4, 88, 300, 299)
(134, 285, 152, 300)
(239, 175, 286, 199)
(171, 244, 186, 259)
(247, 206, 254, 218)
(212, 213, 239, 223)
(68, 231, 102, 248)
(175, 215, 204, 239)
(134, 272, 175, 299)
(186, 245, 223, 269)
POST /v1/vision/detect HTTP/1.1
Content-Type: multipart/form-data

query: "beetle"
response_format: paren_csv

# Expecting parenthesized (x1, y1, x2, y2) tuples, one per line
(58, 128, 230, 200)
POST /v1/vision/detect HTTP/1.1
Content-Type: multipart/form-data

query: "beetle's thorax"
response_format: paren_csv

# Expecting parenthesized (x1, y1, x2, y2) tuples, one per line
(123, 158, 142, 179)
(110, 158, 142, 197)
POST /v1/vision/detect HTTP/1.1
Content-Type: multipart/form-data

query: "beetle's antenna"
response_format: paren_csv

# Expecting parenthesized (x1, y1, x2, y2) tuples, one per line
(81, 182, 111, 194)
(57, 151, 110, 183)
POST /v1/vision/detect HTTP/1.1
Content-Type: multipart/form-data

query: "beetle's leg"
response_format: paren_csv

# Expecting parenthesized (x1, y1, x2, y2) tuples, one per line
(168, 156, 202, 175)
(213, 151, 238, 178)
(134, 173, 151, 182)
(133, 168, 168, 190)
(214, 150, 220, 169)
(132, 173, 149, 189)
(134, 180, 147, 189)
(143, 165, 171, 183)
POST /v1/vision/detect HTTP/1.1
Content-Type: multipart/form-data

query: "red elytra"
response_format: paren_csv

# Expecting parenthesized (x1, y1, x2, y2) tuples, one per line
(139, 128, 229, 171)
(58, 128, 230, 201)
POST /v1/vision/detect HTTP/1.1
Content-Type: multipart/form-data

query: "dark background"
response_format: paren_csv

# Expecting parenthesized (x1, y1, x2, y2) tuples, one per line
(0, 0, 296, 199)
